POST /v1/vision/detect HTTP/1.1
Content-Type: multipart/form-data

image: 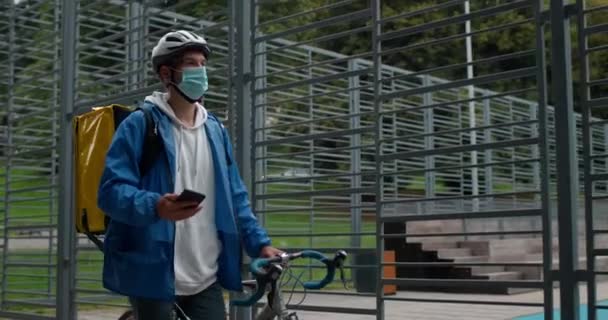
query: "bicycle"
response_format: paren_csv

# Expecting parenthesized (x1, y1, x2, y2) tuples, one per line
(116, 249, 347, 320)
(117, 300, 189, 320)
(230, 250, 348, 320)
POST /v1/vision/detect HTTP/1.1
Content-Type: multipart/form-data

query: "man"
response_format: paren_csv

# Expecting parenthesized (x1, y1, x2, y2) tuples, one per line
(97, 30, 281, 320)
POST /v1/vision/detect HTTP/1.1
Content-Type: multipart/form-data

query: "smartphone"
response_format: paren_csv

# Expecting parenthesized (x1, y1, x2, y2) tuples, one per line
(176, 189, 206, 205)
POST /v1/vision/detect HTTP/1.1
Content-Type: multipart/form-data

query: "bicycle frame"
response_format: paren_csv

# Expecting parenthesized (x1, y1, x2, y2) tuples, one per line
(254, 282, 293, 320)
(234, 250, 348, 320)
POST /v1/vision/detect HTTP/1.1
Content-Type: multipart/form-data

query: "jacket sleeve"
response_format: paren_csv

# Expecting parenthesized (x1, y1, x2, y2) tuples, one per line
(97, 111, 161, 227)
(222, 127, 272, 258)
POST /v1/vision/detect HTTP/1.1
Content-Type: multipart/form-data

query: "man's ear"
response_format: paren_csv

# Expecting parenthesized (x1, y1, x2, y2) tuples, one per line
(158, 65, 171, 85)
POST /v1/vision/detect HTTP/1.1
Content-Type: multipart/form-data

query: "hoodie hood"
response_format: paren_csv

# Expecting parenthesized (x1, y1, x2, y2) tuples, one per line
(143, 90, 210, 182)
(145, 91, 208, 129)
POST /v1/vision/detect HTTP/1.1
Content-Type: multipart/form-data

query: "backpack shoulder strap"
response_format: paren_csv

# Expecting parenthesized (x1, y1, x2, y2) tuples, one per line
(136, 107, 163, 175)
(95, 105, 162, 245)
(207, 112, 232, 166)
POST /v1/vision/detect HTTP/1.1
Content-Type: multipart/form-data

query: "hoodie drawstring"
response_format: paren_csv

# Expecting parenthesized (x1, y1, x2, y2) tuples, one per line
(176, 120, 200, 179)
(144, 91, 208, 182)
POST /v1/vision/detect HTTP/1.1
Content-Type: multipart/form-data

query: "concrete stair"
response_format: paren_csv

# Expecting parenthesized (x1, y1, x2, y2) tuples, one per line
(384, 216, 608, 294)
(472, 271, 523, 281)
(398, 239, 542, 294)
(436, 248, 473, 258)
(396, 238, 605, 294)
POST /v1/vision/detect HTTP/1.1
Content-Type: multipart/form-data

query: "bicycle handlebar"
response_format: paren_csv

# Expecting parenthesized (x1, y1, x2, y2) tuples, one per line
(231, 250, 347, 307)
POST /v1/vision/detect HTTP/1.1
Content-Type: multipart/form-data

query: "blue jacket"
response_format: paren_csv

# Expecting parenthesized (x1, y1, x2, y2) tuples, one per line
(97, 102, 271, 301)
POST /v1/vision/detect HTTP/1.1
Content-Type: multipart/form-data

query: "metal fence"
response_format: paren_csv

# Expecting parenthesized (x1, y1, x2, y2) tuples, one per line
(375, 0, 552, 317)
(252, 0, 601, 319)
(0, 0, 606, 319)
(70, 1, 237, 319)
(1, 0, 236, 319)
(579, 0, 608, 319)
(0, 1, 62, 319)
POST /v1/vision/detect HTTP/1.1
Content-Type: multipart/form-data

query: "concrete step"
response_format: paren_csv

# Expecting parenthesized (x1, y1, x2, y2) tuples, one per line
(471, 265, 506, 274)
(449, 255, 490, 263)
(506, 287, 540, 295)
(420, 241, 459, 250)
(505, 265, 542, 280)
(436, 248, 472, 258)
(472, 271, 523, 281)
(458, 238, 547, 257)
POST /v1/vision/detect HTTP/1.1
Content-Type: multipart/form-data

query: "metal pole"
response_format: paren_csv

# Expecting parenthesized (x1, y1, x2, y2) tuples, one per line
(252, 40, 267, 317)
(550, 1, 580, 319)
(49, 0, 61, 298)
(140, 1, 149, 87)
(57, 0, 78, 318)
(227, 0, 236, 135)
(533, 3, 553, 318)
(308, 49, 314, 256)
(372, 0, 384, 319)
(465, 0, 479, 213)
(349, 59, 362, 249)
(577, 0, 596, 318)
(423, 75, 435, 214)
(127, 0, 143, 91)
(483, 91, 493, 204)
(237, 0, 253, 189)
(254, 41, 267, 228)
(1, 0, 16, 310)
(233, 1, 253, 319)
(531, 103, 541, 235)
(228, 2, 237, 319)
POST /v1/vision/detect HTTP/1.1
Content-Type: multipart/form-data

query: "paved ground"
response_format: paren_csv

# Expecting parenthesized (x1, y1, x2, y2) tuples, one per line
(78, 282, 608, 320)
(4, 233, 608, 319)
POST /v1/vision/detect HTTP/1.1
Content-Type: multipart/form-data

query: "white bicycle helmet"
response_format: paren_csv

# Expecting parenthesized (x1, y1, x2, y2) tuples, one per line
(151, 30, 211, 72)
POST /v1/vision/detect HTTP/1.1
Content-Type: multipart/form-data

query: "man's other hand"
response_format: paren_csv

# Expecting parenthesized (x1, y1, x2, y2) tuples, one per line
(259, 246, 284, 258)
(157, 193, 200, 221)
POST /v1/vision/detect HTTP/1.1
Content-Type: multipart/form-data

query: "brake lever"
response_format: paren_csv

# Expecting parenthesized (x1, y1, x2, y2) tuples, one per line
(338, 265, 348, 290)
(266, 264, 283, 308)
(333, 250, 349, 290)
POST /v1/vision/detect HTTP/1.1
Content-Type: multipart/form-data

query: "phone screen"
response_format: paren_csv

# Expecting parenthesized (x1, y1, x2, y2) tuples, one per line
(176, 189, 206, 204)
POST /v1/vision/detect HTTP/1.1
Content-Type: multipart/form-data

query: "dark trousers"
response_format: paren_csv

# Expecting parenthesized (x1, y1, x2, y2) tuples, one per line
(129, 282, 225, 320)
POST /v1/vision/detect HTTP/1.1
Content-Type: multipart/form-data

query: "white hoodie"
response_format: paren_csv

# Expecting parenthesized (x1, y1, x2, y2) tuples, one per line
(145, 91, 221, 296)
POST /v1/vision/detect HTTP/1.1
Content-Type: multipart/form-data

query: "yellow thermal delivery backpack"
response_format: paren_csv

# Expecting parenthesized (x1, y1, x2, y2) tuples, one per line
(73, 104, 161, 246)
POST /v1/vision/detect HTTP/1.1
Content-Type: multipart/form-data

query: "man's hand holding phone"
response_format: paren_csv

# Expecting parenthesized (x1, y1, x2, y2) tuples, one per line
(157, 189, 206, 221)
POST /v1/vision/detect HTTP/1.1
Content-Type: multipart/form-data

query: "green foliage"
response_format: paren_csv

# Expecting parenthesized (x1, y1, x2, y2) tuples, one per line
(6, 0, 608, 224)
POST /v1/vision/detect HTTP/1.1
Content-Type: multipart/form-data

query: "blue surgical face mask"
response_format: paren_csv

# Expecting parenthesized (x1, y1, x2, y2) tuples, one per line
(171, 66, 208, 102)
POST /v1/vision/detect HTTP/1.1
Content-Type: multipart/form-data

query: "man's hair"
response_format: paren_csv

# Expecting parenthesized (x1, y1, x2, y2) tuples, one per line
(157, 49, 204, 83)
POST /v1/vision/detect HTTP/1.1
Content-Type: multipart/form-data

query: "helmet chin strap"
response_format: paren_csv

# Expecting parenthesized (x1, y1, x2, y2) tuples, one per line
(168, 82, 201, 104)
(167, 69, 202, 104)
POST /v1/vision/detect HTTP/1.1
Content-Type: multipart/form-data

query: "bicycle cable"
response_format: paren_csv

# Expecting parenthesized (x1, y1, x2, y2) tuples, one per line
(282, 266, 308, 307)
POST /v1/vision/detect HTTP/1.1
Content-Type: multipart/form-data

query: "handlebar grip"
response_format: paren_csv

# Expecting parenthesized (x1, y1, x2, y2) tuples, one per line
(250, 257, 271, 276)
(230, 286, 266, 307)
(230, 258, 274, 307)
(300, 250, 335, 290)
(232, 256, 282, 306)
(232, 250, 345, 307)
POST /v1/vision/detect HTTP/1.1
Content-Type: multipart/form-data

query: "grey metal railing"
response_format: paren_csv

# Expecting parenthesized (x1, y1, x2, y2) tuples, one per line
(0, 0, 606, 319)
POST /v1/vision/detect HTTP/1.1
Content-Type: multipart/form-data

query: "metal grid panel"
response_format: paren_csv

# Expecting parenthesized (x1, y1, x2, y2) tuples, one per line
(73, 0, 233, 119)
(579, 1, 608, 319)
(70, 0, 234, 313)
(251, 0, 378, 316)
(375, 1, 553, 318)
(0, 0, 235, 318)
(0, 0, 60, 318)
(0, 1, 604, 319)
